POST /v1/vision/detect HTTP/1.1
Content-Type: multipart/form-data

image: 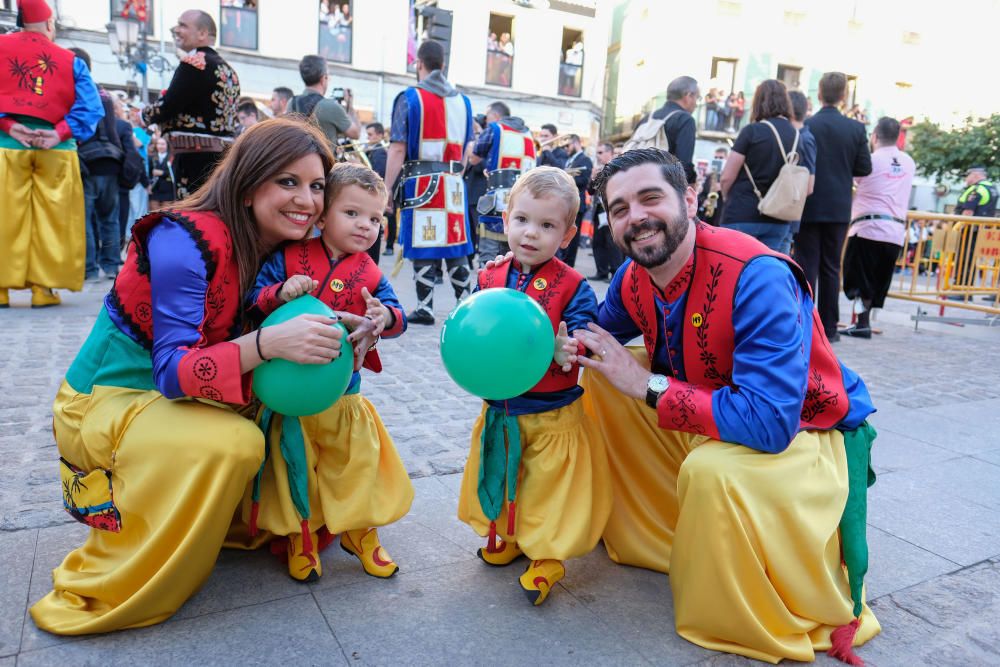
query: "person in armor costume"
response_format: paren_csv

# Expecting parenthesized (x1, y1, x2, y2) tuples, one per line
(384, 41, 474, 326)
(577, 150, 880, 664)
(468, 101, 536, 265)
(30, 120, 379, 635)
(0, 0, 102, 308)
(142, 10, 239, 197)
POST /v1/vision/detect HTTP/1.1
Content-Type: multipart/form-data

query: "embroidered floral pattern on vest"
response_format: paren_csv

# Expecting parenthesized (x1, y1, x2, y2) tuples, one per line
(695, 262, 732, 388)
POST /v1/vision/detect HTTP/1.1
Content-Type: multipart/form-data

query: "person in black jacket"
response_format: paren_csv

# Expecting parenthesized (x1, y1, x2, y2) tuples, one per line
(364, 122, 389, 263)
(795, 72, 872, 342)
(537, 123, 568, 168)
(639, 76, 700, 184)
(555, 134, 593, 267)
(147, 137, 177, 210)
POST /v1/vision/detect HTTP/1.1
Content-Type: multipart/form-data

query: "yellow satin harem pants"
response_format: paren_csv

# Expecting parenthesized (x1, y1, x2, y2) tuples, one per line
(0, 146, 85, 291)
(254, 394, 414, 536)
(457, 400, 613, 561)
(30, 382, 264, 635)
(580, 351, 880, 664)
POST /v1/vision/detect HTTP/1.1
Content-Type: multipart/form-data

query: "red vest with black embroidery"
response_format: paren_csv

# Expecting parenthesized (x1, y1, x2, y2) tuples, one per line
(479, 257, 583, 393)
(283, 238, 385, 373)
(0, 32, 76, 125)
(112, 210, 243, 350)
(621, 223, 849, 430)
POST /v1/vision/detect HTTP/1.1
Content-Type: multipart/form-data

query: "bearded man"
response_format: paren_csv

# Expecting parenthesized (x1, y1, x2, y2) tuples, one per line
(574, 149, 881, 665)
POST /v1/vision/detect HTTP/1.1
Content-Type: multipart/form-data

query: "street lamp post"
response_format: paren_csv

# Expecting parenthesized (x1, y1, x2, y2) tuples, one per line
(107, 6, 171, 102)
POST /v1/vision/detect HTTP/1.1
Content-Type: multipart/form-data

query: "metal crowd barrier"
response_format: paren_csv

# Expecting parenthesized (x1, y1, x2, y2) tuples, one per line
(887, 211, 1000, 329)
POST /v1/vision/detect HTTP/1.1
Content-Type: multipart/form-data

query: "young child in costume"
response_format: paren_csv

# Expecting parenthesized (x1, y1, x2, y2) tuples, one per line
(456, 166, 613, 605)
(246, 163, 413, 582)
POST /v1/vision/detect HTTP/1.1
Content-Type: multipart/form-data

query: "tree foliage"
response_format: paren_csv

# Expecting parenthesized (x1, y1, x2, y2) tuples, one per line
(908, 115, 1000, 183)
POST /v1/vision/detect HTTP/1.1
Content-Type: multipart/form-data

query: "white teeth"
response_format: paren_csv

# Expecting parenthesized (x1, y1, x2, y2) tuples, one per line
(634, 231, 656, 242)
(284, 213, 309, 222)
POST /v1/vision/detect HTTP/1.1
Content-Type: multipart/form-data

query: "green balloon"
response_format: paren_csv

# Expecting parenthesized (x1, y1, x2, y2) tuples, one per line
(253, 295, 354, 416)
(440, 288, 555, 400)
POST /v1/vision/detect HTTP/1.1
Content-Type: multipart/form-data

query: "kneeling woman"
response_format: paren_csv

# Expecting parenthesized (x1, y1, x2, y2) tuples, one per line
(32, 119, 351, 635)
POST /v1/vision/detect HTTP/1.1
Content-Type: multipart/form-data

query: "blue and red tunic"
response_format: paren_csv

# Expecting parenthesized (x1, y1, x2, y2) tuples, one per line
(476, 119, 537, 235)
(600, 222, 874, 452)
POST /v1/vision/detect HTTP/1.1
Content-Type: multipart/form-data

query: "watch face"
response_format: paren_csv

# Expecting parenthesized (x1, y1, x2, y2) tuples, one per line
(649, 375, 669, 392)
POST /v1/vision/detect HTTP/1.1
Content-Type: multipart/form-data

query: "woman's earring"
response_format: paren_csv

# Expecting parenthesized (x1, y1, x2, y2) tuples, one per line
(243, 200, 251, 207)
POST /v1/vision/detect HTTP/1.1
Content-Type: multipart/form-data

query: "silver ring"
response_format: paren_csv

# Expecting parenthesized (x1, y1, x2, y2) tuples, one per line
(601, 348, 607, 356)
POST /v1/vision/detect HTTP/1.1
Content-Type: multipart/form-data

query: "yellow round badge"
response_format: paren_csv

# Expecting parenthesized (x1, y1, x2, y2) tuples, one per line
(691, 313, 704, 328)
(532, 277, 548, 290)
(330, 278, 346, 293)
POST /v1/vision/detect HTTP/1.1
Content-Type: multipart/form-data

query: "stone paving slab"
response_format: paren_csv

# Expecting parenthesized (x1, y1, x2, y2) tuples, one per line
(0, 529, 34, 657)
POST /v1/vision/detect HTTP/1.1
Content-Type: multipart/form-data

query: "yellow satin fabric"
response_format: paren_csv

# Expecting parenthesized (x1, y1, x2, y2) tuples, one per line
(253, 394, 414, 536)
(457, 400, 612, 561)
(31, 382, 264, 635)
(579, 349, 880, 664)
(0, 147, 85, 290)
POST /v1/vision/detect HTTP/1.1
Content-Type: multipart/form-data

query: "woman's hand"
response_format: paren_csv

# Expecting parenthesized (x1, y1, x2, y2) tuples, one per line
(553, 321, 578, 372)
(279, 274, 318, 302)
(260, 314, 343, 365)
(575, 323, 650, 400)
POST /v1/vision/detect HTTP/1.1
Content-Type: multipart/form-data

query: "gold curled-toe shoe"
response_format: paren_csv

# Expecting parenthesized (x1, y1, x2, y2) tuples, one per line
(287, 531, 321, 582)
(519, 559, 565, 606)
(477, 537, 524, 566)
(30, 286, 60, 308)
(341, 528, 399, 578)
(0, 288, 9, 308)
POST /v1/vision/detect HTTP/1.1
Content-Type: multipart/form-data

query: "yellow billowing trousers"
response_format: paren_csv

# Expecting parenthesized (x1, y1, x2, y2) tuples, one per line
(457, 400, 613, 561)
(254, 394, 414, 536)
(0, 146, 85, 291)
(580, 351, 880, 664)
(30, 382, 264, 635)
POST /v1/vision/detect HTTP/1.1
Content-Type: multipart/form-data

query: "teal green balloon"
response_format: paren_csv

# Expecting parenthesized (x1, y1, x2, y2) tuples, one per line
(440, 288, 555, 400)
(253, 295, 354, 416)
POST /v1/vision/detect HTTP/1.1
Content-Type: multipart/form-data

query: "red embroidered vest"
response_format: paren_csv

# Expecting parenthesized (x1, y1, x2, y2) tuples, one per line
(112, 210, 244, 349)
(479, 257, 583, 393)
(0, 32, 76, 124)
(283, 238, 385, 372)
(621, 223, 849, 430)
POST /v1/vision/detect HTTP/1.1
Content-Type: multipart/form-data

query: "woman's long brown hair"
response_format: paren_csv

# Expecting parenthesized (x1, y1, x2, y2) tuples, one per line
(170, 117, 335, 297)
(750, 79, 793, 123)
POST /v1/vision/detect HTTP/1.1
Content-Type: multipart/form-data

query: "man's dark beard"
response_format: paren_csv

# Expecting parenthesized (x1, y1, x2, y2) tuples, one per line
(618, 203, 689, 269)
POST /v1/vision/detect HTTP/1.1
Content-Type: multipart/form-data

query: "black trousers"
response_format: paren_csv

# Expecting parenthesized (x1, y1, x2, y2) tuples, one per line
(366, 226, 384, 264)
(174, 152, 222, 196)
(592, 224, 623, 277)
(557, 210, 586, 268)
(385, 208, 397, 249)
(792, 221, 848, 338)
(842, 236, 901, 309)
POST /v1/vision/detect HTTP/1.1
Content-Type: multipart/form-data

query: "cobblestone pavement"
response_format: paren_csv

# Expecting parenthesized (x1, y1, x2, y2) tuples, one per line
(3, 247, 1000, 664)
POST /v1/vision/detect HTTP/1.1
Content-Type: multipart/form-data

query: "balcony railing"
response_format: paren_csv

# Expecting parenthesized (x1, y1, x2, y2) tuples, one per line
(319, 16, 353, 63)
(485, 49, 513, 87)
(558, 62, 582, 97)
(220, 6, 257, 50)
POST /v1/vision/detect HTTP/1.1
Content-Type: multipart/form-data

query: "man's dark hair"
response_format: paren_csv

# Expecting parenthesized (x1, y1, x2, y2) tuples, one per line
(750, 79, 792, 123)
(69, 47, 92, 71)
(592, 148, 688, 212)
(818, 72, 847, 106)
(567, 133, 581, 144)
(193, 10, 217, 39)
(299, 55, 327, 87)
(788, 90, 808, 122)
(487, 101, 511, 118)
(541, 123, 558, 135)
(874, 116, 901, 145)
(598, 141, 614, 152)
(417, 41, 445, 72)
(366, 122, 385, 135)
(273, 86, 294, 102)
(237, 101, 258, 117)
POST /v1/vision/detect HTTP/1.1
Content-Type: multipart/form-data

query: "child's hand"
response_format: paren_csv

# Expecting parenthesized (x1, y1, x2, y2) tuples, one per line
(553, 321, 578, 372)
(280, 275, 318, 302)
(361, 286, 389, 336)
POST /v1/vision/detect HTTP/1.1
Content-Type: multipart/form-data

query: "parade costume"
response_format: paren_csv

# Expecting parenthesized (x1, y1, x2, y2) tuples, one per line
(247, 238, 413, 581)
(581, 223, 879, 663)
(472, 117, 536, 261)
(0, 16, 102, 307)
(142, 46, 239, 195)
(389, 70, 473, 321)
(32, 211, 265, 634)
(456, 258, 612, 605)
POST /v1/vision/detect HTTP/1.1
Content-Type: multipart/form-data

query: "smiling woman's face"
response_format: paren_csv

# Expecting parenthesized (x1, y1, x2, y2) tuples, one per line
(250, 153, 327, 249)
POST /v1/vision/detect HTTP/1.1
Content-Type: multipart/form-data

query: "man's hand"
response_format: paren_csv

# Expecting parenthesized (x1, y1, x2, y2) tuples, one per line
(8, 123, 38, 148)
(31, 128, 61, 150)
(279, 275, 318, 302)
(575, 323, 650, 400)
(553, 321, 578, 372)
(360, 286, 389, 336)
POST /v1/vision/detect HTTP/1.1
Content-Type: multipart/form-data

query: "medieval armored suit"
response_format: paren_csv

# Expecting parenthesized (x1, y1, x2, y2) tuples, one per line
(471, 116, 536, 263)
(581, 223, 880, 663)
(33, 211, 267, 633)
(0, 29, 102, 299)
(142, 46, 239, 195)
(245, 237, 414, 546)
(457, 257, 612, 562)
(388, 70, 473, 320)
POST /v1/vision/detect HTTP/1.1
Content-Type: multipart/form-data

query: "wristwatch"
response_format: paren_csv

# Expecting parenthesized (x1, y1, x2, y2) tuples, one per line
(645, 374, 670, 409)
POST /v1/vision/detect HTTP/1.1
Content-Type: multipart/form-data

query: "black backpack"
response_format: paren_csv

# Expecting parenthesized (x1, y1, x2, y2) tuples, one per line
(117, 122, 145, 190)
(77, 95, 124, 166)
(288, 91, 324, 117)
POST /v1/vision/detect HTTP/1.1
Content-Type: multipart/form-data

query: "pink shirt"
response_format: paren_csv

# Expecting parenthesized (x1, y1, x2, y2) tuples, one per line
(849, 146, 915, 246)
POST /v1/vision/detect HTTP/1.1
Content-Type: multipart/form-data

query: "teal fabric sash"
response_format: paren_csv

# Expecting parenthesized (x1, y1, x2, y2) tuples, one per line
(477, 405, 521, 522)
(840, 421, 878, 617)
(65, 307, 156, 395)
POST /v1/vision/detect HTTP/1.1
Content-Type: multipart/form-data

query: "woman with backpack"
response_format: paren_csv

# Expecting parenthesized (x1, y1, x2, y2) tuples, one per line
(719, 80, 814, 251)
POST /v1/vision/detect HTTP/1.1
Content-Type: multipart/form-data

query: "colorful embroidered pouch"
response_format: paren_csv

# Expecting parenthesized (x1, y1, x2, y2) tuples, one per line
(60, 457, 122, 532)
